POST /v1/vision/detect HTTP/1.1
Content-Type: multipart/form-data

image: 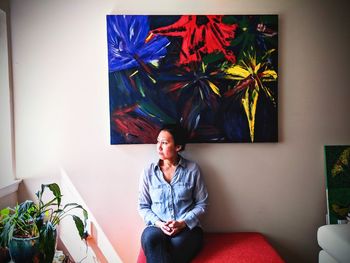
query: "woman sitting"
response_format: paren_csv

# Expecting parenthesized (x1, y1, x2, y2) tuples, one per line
(138, 124, 208, 263)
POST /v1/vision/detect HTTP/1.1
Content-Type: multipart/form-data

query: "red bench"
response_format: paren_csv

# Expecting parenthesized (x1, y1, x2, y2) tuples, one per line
(137, 232, 284, 263)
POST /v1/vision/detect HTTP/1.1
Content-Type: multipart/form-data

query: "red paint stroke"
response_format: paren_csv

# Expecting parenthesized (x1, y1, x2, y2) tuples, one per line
(150, 15, 238, 66)
(112, 105, 159, 143)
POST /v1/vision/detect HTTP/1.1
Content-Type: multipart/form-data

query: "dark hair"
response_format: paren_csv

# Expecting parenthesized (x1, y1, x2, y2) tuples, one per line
(159, 123, 188, 151)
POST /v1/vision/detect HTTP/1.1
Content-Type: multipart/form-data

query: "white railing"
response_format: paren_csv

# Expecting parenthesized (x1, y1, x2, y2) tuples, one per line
(0, 179, 21, 199)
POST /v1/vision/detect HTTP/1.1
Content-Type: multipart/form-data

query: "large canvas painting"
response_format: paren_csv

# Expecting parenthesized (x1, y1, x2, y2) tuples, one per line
(324, 145, 350, 224)
(107, 15, 278, 144)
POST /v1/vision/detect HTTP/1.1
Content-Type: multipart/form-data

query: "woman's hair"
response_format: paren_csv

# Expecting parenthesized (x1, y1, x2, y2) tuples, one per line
(159, 123, 188, 151)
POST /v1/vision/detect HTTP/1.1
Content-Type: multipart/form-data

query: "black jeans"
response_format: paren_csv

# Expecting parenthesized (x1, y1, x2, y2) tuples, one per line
(141, 226, 203, 263)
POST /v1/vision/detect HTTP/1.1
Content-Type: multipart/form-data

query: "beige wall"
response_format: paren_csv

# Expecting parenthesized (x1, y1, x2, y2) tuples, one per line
(0, 192, 17, 210)
(9, 0, 350, 262)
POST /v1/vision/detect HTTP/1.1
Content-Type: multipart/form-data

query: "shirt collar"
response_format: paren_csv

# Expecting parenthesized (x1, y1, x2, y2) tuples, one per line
(155, 155, 185, 171)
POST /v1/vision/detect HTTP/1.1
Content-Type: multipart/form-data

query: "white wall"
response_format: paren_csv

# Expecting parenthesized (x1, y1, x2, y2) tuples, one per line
(9, 0, 350, 262)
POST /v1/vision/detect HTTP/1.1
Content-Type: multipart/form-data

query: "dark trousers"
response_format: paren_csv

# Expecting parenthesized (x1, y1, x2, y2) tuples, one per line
(141, 226, 203, 263)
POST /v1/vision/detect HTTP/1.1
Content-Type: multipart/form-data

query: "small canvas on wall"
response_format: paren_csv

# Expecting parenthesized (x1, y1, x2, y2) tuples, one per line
(107, 15, 278, 144)
(324, 145, 350, 224)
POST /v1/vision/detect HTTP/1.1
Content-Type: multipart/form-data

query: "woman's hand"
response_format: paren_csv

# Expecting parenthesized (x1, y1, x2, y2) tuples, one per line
(155, 220, 187, 236)
(155, 220, 173, 235)
(167, 220, 186, 236)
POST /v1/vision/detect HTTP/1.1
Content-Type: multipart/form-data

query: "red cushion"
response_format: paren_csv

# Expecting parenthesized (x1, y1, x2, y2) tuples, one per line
(137, 232, 284, 263)
(137, 247, 146, 263)
(192, 232, 284, 263)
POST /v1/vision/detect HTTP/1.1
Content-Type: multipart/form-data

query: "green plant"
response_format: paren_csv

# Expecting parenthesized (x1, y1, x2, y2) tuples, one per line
(0, 183, 89, 262)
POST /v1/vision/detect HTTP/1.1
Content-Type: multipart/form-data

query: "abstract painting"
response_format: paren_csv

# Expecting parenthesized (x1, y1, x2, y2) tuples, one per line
(324, 145, 350, 224)
(107, 15, 278, 144)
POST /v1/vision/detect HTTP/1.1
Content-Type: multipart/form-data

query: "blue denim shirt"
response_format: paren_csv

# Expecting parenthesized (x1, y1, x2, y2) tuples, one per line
(138, 156, 208, 229)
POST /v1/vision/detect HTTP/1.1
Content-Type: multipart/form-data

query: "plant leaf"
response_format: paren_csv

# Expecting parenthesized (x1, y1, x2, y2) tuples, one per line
(0, 207, 10, 217)
(72, 215, 86, 240)
(39, 222, 56, 263)
(46, 183, 62, 207)
(18, 200, 36, 215)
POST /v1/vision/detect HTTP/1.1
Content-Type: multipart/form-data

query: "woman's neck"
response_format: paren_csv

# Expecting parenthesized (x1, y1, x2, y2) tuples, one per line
(161, 156, 179, 168)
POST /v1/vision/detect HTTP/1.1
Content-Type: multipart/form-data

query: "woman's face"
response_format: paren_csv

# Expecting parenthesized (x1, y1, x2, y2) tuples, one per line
(156, 130, 181, 161)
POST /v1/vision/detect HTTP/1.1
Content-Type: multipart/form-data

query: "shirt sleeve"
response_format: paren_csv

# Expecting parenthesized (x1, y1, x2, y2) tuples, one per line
(138, 168, 160, 225)
(183, 164, 208, 229)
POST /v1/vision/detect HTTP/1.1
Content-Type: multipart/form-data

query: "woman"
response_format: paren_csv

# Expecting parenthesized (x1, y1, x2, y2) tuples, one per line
(138, 124, 208, 263)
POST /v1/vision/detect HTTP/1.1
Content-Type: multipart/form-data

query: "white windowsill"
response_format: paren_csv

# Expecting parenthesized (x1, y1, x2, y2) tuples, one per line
(0, 179, 22, 198)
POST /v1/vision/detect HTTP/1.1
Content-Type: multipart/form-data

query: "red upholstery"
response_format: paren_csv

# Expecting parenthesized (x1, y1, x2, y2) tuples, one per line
(137, 247, 146, 263)
(137, 232, 284, 263)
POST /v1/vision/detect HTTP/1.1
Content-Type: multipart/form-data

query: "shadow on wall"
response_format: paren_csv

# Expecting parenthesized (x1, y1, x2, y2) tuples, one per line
(199, 162, 238, 232)
(198, 163, 307, 263)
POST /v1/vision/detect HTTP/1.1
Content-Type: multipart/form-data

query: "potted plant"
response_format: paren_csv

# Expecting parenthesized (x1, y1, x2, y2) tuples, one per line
(0, 183, 89, 263)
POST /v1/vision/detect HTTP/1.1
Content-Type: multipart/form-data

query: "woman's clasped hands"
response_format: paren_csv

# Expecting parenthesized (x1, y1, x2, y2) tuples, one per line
(156, 220, 187, 236)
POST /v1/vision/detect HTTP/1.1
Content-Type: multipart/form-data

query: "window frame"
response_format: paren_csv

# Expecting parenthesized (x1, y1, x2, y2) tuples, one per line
(0, 6, 17, 194)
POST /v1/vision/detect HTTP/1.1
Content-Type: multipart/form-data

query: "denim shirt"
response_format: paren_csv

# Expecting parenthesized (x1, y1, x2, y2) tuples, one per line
(138, 156, 208, 229)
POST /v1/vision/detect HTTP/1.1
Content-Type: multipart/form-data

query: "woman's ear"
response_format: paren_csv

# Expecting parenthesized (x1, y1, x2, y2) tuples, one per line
(176, 145, 182, 152)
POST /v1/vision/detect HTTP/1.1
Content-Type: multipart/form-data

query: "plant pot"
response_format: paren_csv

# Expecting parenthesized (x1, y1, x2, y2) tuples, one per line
(9, 229, 57, 263)
(0, 247, 11, 263)
(9, 236, 41, 263)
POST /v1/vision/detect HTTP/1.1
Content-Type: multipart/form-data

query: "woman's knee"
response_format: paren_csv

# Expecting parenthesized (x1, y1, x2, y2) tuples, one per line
(141, 226, 166, 248)
(171, 227, 203, 262)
